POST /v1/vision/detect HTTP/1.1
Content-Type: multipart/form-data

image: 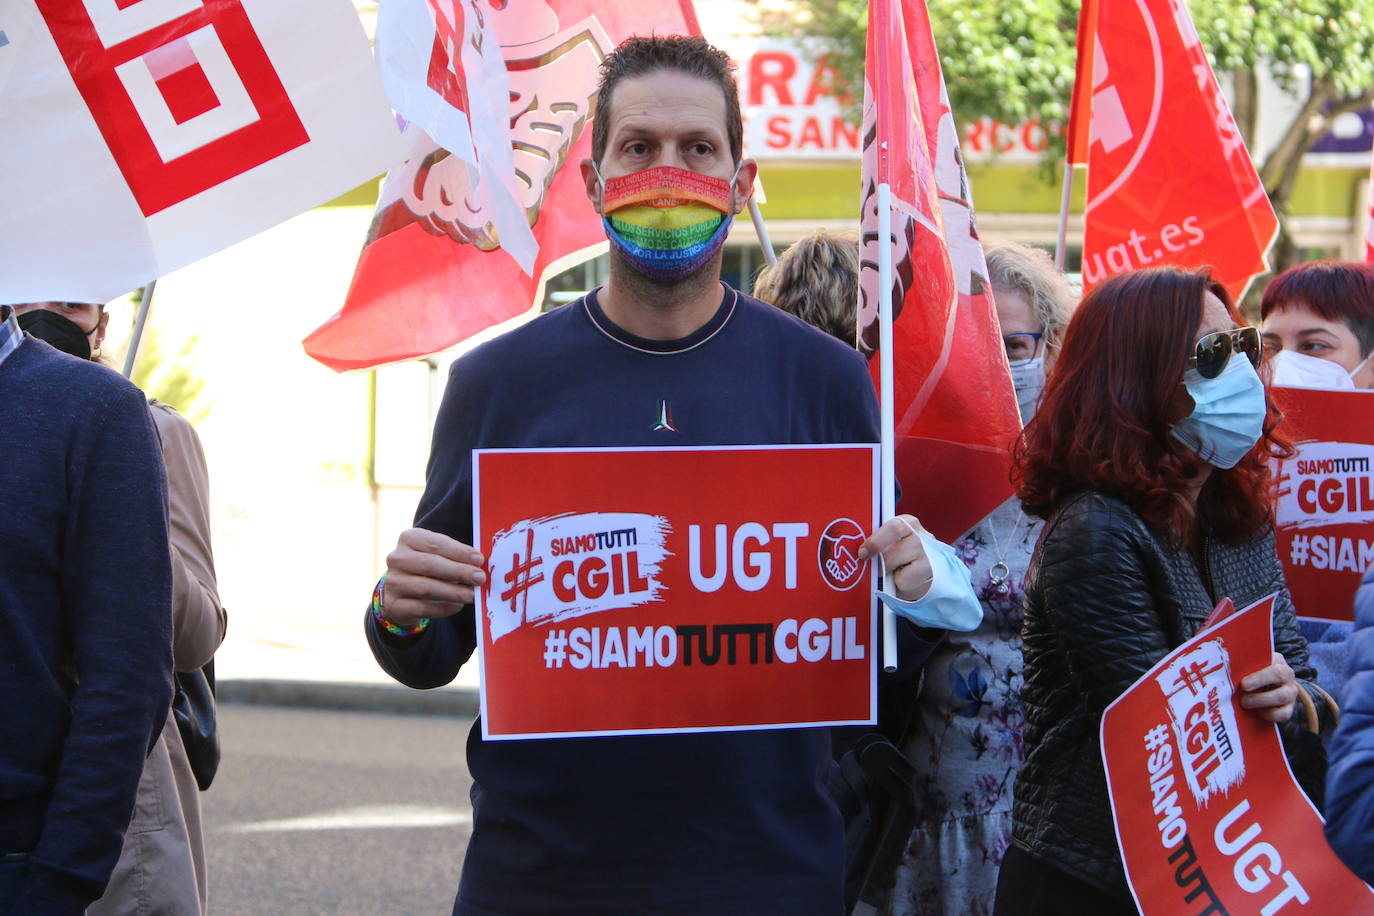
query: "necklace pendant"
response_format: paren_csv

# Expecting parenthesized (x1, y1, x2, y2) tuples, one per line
(989, 561, 1011, 594)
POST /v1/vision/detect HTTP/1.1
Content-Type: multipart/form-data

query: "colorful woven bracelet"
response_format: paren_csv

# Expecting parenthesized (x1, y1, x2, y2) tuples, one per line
(371, 574, 429, 637)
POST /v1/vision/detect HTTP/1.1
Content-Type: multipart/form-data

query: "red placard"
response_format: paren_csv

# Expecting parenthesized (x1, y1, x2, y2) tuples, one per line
(1272, 387, 1374, 623)
(472, 446, 879, 740)
(1103, 595, 1374, 915)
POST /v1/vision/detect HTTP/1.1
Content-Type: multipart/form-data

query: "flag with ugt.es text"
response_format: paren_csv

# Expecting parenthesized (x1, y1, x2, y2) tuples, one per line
(1067, 0, 1277, 302)
(856, 0, 1021, 544)
(303, 0, 702, 372)
(0, 0, 399, 304)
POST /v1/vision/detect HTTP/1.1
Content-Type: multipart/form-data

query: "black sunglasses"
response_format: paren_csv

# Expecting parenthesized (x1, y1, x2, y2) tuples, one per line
(1187, 327, 1261, 380)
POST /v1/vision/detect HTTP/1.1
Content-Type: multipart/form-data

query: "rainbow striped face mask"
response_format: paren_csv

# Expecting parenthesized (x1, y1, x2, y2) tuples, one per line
(595, 164, 740, 282)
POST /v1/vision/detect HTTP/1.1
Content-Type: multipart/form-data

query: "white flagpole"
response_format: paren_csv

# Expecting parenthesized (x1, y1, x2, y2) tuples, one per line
(877, 181, 898, 674)
(122, 278, 156, 379)
(1054, 163, 1073, 273)
(748, 197, 778, 267)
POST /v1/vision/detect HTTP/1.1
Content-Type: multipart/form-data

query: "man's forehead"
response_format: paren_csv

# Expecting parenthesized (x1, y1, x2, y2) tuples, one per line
(605, 70, 728, 133)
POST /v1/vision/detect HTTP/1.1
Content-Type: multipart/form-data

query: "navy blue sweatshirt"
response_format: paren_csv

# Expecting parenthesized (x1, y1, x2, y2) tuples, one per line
(368, 287, 935, 914)
(0, 336, 173, 914)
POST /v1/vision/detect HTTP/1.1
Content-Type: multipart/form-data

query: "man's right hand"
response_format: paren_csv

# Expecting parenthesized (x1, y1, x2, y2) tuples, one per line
(380, 528, 487, 626)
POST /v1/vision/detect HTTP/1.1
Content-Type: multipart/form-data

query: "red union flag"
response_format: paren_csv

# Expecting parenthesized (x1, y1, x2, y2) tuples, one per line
(303, 0, 702, 372)
(1065, 0, 1099, 167)
(1, 0, 399, 303)
(1102, 595, 1374, 914)
(371, 0, 539, 273)
(1070, 0, 1278, 301)
(1366, 156, 1374, 262)
(473, 446, 878, 739)
(856, 0, 1020, 543)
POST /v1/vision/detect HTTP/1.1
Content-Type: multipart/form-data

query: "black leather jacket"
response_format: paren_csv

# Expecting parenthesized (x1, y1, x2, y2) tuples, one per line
(1011, 490, 1332, 893)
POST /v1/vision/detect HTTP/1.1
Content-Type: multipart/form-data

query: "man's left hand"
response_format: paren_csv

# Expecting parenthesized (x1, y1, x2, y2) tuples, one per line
(857, 514, 934, 602)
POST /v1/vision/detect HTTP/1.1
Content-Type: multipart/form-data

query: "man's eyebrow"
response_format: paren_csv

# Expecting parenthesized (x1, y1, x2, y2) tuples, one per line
(612, 121, 723, 140)
(1295, 328, 1340, 337)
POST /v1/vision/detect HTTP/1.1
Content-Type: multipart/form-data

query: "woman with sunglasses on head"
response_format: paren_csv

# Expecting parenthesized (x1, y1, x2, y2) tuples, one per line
(993, 266, 1336, 915)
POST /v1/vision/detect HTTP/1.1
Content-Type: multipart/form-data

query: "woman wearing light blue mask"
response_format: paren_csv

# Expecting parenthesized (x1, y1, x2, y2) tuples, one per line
(995, 267, 1337, 915)
(989, 243, 1077, 425)
(886, 242, 1075, 916)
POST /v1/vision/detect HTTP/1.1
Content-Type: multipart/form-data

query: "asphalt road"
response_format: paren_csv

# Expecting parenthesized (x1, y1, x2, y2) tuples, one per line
(202, 704, 476, 915)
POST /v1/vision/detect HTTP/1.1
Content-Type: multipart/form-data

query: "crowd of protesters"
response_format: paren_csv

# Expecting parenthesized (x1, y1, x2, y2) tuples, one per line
(4, 31, 1374, 916)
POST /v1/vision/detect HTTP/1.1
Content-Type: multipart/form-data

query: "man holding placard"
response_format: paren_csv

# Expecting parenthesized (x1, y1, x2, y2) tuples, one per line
(364, 35, 976, 915)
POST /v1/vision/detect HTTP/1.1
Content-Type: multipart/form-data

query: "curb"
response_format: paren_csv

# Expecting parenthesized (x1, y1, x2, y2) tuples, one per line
(218, 679, 479, 717)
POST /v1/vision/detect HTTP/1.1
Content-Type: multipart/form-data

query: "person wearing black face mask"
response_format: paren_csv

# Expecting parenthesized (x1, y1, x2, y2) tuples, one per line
(13, 298, 227, 915)
(13, 301, 108, 362)
(0, 302, 172, 915)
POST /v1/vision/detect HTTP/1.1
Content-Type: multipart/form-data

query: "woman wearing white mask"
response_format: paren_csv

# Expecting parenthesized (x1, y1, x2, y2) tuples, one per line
(887, 243, 1074, 916)
(1261, 260, 1374, 390)
(994, 267, 1334, 914)
(1259, 260, 1373, 716)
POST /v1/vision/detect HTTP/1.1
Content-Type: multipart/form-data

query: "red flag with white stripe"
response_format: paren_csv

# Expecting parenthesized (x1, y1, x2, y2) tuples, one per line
(857, 0, 1020, 544)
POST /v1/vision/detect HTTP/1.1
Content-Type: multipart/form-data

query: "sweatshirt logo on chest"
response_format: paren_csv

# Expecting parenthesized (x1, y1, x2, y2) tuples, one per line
(651, 399, 678, 433)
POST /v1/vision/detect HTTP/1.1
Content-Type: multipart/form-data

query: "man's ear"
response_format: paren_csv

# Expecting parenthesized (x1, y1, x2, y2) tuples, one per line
(732, 158, 759, 215)
(580, 159, 602, 215)
(94, 310, 109, 352)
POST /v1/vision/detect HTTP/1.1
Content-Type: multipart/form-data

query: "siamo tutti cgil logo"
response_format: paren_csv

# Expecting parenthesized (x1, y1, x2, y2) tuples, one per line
(817, 518, 866, 591)
(484, 512, 672, 642)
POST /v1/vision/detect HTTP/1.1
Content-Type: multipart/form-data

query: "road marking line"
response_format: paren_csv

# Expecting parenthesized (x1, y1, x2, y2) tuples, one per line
(223, 805, 471, 833)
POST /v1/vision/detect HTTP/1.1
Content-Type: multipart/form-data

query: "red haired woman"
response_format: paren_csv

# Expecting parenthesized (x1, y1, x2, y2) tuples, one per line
(993, 267, 1336, 914)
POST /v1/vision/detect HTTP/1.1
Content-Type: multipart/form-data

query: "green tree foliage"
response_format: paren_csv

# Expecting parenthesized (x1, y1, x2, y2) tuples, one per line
(131, 330, 211, 425)
(770, 0, 1374, 269)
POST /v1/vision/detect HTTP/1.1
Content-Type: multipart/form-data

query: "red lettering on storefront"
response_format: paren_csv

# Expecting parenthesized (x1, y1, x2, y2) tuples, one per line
(748, 51, 795, 106)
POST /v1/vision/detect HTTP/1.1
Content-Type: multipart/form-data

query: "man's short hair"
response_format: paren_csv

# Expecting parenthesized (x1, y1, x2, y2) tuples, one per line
(1260, 260, 1374, 357)
(591, 35, 743, 165)
(752, 229, 859, 347)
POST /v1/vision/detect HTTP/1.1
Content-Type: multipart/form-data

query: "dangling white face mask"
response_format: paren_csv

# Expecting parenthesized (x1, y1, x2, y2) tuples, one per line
(1268, 349, 1361, 391)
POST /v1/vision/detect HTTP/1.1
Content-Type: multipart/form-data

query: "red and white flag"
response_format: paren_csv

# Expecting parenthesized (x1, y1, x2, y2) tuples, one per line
(304, 0, 702, 372)
(857, 0, 1020, 544)
(374, 0, 537, 273)
(0, 0, 400, 303)
(1365, 155, 1374, 262)
(1068, 0, 1278, 301)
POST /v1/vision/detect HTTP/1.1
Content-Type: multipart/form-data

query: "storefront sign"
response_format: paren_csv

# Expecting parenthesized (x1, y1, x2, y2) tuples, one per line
(472, 445, 878, 739)
(728, 39, 1049, 161)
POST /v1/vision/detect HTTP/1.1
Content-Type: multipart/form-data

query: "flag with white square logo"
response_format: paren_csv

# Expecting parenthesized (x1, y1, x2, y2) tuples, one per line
(0, 0, 400, 302)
